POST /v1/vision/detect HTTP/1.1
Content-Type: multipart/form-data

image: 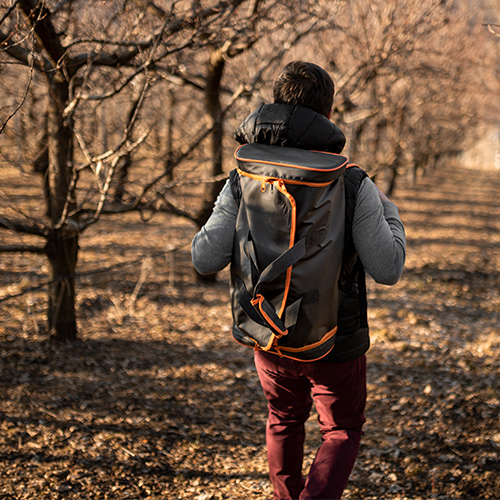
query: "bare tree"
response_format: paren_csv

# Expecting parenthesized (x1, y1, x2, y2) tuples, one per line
(115, 1, 338, 227)
(0, 0, 254, 340)
(0, 0, 341, 340)
(305, 0, 500, 190)
(5, 0, 493, 343)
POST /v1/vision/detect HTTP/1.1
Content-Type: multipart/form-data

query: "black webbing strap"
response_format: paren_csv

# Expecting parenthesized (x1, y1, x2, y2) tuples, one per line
(244, 235, 260, 286)
(234, 276, 267, 327)
(254, 237, 306, 294)
(356, 261, 369, 328)
(235, 236, 307, 342)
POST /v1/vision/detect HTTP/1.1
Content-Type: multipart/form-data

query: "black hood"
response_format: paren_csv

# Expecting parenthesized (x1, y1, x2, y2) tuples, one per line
(234, 103, 346, 154)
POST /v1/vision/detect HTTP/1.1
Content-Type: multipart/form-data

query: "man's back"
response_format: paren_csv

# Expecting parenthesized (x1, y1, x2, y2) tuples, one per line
(191, 60, 406, 500)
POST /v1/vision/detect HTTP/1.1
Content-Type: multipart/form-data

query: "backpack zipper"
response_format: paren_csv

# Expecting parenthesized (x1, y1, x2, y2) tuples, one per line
(268, 178, 296, 320)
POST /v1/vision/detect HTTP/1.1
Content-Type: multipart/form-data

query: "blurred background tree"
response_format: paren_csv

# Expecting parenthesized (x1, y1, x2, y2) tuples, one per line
(0, 0, 498, 341)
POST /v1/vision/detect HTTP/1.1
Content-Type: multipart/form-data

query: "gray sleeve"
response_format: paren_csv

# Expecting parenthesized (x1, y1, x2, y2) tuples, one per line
(191, 179, 238, 275)
(352, 177, 406, 285)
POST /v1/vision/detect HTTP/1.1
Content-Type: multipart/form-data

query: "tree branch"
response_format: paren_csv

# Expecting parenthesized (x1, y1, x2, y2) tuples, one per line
(18, 0, 69, 74)
(0, 216, 47, 237)
(0, 244, 47, 254)
(0, 0, 20, 27)
(70, 0, 241, 74)
(155, 194, 201, 224)
(485, 23, 500, 37)
(0, 40, 35, 133)
(70, 46, 142, 72)
(0, 28, 51, 71)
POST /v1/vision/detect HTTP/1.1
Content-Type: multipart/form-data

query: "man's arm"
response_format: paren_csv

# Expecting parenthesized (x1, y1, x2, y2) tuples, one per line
(192, 175, 406, 282)
(352, 178, 406, 285)
(191, 180, 238, 275)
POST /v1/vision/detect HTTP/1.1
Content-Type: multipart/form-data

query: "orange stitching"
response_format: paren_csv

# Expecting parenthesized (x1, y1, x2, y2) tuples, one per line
(251, 294, 288, 337)
(234, 145, 348, 172)
(279, 326, 337, 353)
(237, 168, 337, 187)
(270, 180, 296, 318)
(250, 296, 261, 306)
(262, 333, 276, 351)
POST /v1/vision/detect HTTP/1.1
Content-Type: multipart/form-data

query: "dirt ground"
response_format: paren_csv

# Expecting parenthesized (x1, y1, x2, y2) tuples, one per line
(1, 159, 499, 500)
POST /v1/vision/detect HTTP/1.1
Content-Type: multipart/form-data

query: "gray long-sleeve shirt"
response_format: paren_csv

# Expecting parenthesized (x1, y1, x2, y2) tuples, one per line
(192, 176, 406, 285)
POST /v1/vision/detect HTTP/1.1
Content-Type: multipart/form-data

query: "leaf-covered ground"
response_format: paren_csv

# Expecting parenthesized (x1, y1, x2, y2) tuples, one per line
(1, 160, 499, 499)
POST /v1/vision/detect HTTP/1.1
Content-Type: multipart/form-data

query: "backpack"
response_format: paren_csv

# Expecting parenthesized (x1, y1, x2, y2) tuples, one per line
(229, 143, 350, 361)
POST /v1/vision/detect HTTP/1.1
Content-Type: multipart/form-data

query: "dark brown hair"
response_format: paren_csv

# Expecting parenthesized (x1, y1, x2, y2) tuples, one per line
(273, 61, 335, 117)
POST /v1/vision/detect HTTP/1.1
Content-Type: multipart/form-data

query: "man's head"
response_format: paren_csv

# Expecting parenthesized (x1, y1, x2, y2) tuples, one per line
(273, 61, 335, 117)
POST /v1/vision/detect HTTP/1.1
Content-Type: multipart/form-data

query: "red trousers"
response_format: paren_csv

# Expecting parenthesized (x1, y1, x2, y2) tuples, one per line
(254, 351, 367, 500)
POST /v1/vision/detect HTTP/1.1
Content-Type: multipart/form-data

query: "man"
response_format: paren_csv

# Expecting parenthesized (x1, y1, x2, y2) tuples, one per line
(191, 61, 406, 500)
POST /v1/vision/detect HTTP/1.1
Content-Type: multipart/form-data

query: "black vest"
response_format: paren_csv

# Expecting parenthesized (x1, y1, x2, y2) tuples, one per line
(230, 143, 368, 362)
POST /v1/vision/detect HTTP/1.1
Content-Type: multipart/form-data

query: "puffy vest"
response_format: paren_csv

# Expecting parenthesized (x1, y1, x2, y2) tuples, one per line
(230, 143, 354, 361)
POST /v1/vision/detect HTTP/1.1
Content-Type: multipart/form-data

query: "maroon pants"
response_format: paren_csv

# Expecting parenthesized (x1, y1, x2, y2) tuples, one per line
(254, 351, 367, 500)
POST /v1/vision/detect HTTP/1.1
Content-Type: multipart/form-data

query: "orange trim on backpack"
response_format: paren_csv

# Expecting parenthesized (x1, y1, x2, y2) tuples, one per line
(278, 325, 337, 353)
(236, 168, 336, 188)
(234, 145, 348, 172)
(234, 326, 337, 362)
(262, 335, 277, 351)
(240, 174, 299, 331)
(270, 179, 296, 318)
(273, 342, 284, 358)
(251, 294, 288, 338)
(232, 331, 274, 352)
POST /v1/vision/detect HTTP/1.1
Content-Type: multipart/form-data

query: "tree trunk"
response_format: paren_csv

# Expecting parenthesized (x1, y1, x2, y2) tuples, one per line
(46, 228, 78, 341)
(113, 154, 131, 203)
(16, 0, 79, 340)
(195, 47, 227, 283)
(113, 83, 144, 202)
(386, 143, 403, 197)
(386, 162, 399, 197)
(164, 87, 176, 182)
(200, 46, 226, 225)
(33, 112, 51, 217)
(45, 77, 79, 341)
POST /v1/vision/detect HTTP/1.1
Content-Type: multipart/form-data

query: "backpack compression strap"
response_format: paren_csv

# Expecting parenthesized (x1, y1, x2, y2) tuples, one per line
(234, 236, 307, 346)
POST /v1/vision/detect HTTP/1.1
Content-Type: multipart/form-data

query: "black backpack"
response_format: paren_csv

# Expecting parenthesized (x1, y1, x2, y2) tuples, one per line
(229, 143, 352, 361)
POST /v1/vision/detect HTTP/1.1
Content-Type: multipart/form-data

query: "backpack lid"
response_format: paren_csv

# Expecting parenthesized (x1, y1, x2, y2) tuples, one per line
(235, 143, 348, 184)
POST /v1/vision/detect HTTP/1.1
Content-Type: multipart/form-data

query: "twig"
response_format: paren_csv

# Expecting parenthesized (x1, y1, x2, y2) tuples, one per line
(0, 34, 35, 134)
(127, 257, 153, 310)
(0, 0, 20, 27)
(486, 23, 500, 37)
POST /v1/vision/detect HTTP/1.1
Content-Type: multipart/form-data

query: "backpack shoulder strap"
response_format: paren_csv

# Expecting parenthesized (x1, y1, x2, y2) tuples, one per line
(229, 168, 242, 207)
(341, 164, 369, 328)
(343, 164, 368, 228)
